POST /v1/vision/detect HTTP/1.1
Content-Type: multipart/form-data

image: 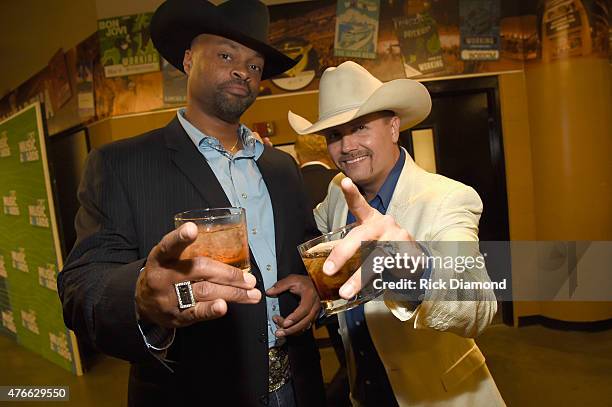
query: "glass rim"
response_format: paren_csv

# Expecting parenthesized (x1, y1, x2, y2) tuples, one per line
(174, 207, 244, 222)
(298, 222, 358, 251)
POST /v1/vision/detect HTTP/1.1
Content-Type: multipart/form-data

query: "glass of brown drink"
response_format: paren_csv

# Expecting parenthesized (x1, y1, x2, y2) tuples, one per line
(174, 208, 250, 272)
(298, 223, 382, 315)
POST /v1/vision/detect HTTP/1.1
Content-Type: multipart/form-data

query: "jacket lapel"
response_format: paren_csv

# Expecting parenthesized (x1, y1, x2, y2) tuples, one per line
(333, 199, 349, 230)
(163, 117, 231, 209)
(327, 175, 349, 230)
(256, 147, 286, 268)
(388, 148, 423, 210)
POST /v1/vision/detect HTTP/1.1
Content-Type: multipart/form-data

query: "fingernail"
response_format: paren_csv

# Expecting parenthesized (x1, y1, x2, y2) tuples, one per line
(341, 177, 355, 188)
(244, 273, 256, 286)
(183, 222, 197, 239)
(212, 301, 223, 314)
(276, 330, 285, 337)
(323, 260, 335, 275)
(339, 282, 355, 299)
(283, 319, 294, 328)
(247, 289, 260, 300)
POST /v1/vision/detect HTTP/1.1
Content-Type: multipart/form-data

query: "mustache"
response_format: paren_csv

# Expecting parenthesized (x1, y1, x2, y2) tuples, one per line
(338, 150, 372, 162)
(220, 79, 252, 96)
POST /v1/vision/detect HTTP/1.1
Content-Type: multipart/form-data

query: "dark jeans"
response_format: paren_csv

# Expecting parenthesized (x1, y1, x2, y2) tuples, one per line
(269, 381, 296, 407)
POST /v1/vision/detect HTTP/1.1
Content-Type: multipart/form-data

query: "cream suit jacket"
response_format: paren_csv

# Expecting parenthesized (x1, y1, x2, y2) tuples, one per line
(313, 149, 505, 406)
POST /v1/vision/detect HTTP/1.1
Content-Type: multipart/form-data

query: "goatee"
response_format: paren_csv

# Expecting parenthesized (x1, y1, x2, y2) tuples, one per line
(213, 84, 256, 123)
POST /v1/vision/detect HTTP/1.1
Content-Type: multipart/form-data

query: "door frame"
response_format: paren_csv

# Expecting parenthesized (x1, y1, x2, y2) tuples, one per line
(402, 75, 513, 325)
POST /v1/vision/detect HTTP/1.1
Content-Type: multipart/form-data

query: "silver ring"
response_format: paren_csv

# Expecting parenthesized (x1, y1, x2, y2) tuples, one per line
(174, 281, 196, 309)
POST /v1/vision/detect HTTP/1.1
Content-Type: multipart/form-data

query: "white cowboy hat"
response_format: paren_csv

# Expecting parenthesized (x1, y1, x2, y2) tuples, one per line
(288, 61, 432, 135)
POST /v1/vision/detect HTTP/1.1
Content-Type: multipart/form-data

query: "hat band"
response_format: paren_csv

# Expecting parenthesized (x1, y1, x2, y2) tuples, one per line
(318, 102, 363, 122)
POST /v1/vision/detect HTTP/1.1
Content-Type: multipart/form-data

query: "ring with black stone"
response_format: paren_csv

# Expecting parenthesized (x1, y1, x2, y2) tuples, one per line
(174, 281, 196, 309)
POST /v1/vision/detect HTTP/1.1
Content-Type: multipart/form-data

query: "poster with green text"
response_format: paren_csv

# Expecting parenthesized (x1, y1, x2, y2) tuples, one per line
(0, 103, 82, 374)
(98, 13, 160, 78)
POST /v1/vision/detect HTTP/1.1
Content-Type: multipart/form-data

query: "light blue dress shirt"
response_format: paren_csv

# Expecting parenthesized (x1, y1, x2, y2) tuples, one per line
(177, 109, 283, 348)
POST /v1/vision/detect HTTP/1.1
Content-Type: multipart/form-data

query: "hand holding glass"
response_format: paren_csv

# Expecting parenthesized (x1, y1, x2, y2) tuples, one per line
(174, 208, 250, 272)
(298, 223, 382, 316)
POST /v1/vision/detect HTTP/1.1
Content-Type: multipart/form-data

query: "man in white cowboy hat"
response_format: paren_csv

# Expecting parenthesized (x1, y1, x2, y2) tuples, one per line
(288, 61, 505, 406)
(58, 1, 326, 406)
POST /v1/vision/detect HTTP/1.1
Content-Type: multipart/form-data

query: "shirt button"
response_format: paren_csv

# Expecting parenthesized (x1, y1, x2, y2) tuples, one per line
(355, 321, 361, 326)
(272, 305, 277, 311)
(266, 264, 272, 271)
(251, 228, 257, 235)
(241, 192, 248, 199)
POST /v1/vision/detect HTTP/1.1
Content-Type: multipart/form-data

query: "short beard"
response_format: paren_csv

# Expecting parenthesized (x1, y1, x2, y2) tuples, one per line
(212, 87, 256, 123)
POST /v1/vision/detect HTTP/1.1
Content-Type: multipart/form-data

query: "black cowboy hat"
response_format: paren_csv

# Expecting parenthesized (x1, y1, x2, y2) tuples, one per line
(150, 0, 297, 80)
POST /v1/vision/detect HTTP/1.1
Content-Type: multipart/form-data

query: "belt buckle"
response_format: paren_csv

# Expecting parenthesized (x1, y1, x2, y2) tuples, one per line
(268, 346, 290, 393)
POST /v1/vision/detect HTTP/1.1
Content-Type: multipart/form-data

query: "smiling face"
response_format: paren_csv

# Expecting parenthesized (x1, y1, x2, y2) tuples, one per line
(323, 111, 401, 198)
(183, 34, 264, 123)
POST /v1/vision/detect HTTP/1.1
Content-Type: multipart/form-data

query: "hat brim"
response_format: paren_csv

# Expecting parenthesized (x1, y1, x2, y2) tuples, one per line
(151, 0, 297, 80)
(289, 79, 432, 135)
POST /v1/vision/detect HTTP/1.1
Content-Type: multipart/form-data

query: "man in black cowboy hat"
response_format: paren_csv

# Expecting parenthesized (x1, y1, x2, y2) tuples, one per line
(58, 1, 326, 406)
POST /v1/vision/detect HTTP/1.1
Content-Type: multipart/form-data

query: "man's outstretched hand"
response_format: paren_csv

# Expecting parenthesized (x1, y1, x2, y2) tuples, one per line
(323, 177, 415, 299)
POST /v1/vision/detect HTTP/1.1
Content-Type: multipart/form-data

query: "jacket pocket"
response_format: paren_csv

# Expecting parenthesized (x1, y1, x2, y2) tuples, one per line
(440, 344, 486, 392)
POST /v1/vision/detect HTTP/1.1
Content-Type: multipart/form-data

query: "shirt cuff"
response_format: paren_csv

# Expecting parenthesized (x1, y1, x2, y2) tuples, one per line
(137, 319, 176, 351)
(135, 267, 176, 371)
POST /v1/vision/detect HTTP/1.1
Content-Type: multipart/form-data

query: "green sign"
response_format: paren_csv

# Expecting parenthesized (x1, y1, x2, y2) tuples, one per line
(0, 103, 82, 374)
(98, 13, 160, 78)
(394, 11, 445, 76)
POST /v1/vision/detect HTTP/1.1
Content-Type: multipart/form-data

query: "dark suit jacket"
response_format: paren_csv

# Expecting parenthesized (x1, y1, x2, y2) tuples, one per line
(58, 118, 326, 407)
(300, 163, 339, 211)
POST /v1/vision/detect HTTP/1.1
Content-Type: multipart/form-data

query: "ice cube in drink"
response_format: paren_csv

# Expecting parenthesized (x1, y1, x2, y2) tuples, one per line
(180, 223, 250, 272)
(301, 240, 361, 310)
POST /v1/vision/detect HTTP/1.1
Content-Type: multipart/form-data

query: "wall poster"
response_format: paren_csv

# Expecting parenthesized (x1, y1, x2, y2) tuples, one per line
(459, 0, 501, 61)
(98, 13, 160, 78)
(0, 103, 82, 374)
(334, 0, 381, 59)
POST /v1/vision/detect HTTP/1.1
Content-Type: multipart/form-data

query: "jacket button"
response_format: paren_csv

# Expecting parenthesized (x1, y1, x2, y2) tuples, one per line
(258, 333, 267, 343)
